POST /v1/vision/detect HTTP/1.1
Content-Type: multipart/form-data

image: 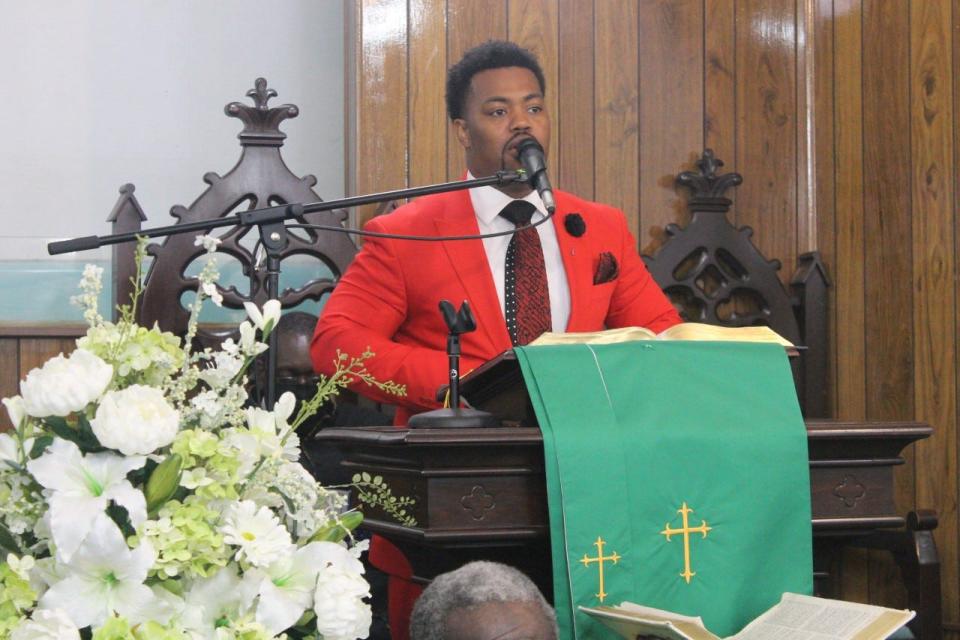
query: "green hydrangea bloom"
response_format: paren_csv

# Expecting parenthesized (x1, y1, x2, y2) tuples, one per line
(0, 469, 45, 549)
(132, 499, 230, 580)
(171, 430, 241, 501)
(91, 615, 136, 640)
(172, 430, 220, 466)
(0, 562, 37, 634)
(217, 618, 285, 640)
(92, 616, 189, 640)
(79, 322, 185, 387)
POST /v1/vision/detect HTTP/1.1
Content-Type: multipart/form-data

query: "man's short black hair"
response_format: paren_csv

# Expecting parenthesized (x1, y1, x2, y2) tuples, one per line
(446, 40, 546, 121)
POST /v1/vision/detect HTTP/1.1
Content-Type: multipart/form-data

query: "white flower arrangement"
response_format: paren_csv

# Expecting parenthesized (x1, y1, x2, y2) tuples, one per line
(0, 236, 406, 639)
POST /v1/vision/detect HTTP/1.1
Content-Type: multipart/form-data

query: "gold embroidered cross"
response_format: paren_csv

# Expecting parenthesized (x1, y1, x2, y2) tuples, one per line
(660, 502, 712, 584)
(579, 536, 620, 602)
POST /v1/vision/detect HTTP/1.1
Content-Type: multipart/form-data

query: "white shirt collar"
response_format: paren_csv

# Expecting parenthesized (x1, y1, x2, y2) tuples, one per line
(466, 171, 548, 225)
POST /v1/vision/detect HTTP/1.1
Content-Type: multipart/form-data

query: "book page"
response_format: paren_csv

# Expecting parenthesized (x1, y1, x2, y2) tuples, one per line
(658, 322, 794, 347)
(531, 326, 657, 345)
(529, 324, 793, 347)
(730, 593, 914, 640)
(579, 605, 720, 640)
(617, 602, 705, 625)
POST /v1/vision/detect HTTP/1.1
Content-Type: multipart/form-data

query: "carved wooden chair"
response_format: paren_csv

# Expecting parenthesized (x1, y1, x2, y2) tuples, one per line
(107, 78, 356, 374)
(106, 79, 380, 473)
(643, 150, 941, 639)
(642, 149, 829, 419)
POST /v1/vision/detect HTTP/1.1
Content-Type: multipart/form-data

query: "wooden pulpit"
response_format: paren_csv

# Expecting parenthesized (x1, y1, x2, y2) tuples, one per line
(316, 413, 941, 639)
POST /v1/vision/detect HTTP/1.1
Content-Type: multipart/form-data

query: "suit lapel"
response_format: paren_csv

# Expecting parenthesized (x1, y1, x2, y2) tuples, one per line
(434, 190, 510, 350)
(553, 201, 594, 332)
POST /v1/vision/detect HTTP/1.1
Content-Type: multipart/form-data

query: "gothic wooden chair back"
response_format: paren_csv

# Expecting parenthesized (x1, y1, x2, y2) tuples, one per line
(642, 150, 830, 418)
(106, 78, 356, 362)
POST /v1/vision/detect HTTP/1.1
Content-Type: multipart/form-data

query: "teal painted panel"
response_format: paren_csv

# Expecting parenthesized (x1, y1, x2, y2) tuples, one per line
(0, 259, 332, 324)
(0, 261, 113, 323)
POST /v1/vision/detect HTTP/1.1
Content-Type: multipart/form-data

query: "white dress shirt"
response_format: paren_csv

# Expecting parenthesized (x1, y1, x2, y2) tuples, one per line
(467, 173, 571, 332)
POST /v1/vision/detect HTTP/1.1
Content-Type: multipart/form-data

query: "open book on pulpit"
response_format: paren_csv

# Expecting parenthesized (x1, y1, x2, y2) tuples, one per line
(530, 322, 795, 348)
(459, 324, 797, 426)
(580, 593, 914, 640)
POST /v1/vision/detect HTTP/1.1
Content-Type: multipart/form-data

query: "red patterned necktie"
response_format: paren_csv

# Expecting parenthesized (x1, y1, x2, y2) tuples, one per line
(500, 200, 552, 345)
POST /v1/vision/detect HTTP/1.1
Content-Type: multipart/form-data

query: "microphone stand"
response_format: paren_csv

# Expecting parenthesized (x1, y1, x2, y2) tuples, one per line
(406, 301, 499, 429)
(49, 171, 529, 410)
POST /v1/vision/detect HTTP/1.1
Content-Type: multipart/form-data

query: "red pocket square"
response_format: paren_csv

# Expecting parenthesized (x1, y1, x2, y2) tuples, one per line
(593, 252, 619, 284)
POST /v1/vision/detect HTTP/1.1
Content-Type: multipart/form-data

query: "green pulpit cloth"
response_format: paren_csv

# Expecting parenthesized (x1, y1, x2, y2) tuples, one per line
(514, 341, 813, 639)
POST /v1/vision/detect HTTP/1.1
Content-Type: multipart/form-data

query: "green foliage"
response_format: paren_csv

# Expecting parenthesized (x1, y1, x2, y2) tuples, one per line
(308, 510, 363, 544)
(145, 454, 183, 514)
(351, 472, 417, 527)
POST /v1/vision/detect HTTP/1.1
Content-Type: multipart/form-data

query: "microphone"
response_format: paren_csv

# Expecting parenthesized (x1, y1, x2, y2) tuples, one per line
(516, 138, 556, 214)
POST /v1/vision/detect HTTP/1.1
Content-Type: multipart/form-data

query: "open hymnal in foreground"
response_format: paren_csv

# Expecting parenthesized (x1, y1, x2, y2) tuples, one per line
(531, 322, 794, 347)
(580, 593, 914, 640)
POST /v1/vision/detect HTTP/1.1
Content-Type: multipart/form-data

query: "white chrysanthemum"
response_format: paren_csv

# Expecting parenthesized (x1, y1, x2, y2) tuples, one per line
(20, 349, 112, 418)
(11, 607, 80, 640)
(91, 385, 180, 455)
(220, 501, 293, 568)
(313, 560, 371, 640)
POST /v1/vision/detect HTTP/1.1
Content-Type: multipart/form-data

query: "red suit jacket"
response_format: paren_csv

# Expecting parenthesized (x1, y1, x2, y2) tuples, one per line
(311, 187, 681, 424)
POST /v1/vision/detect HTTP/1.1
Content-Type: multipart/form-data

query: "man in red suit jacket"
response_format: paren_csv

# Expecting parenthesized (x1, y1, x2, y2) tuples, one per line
(312, 40, 681, 639)
(312, 44, 680, 426)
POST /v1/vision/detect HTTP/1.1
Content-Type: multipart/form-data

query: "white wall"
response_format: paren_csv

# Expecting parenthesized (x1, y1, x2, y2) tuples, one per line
(0, 0, 345, 261)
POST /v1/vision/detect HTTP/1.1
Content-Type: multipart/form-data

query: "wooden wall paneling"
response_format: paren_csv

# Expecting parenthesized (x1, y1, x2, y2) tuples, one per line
(593, 0, 640, 234)
(354, 0, 409, 228)
(795, 0, 814, 253)
(409, 0, 448, 189)
(955, 0, 960, 627)
(734, 0, 798, 282)
(637, 0, 704, 254)
(557, 0, 595, 201)
(911, 0, 959, 624)
(807, 0, 836, 415)
(445, 0, 508, 179)
(0, 339, 18, 431)
(704, 0, 736, 173)
(831, 0, 869, 604)
(861, 0, 914, 610)
(810, 0, 835, 415)
(18, 339, 75, 382)
(508, 0, 559, 177)
(831, 3, 865, 449)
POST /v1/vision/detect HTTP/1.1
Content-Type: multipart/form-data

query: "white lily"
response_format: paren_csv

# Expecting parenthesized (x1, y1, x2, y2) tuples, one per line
(26, 440, 146, 562)
(230, 391, 300, 476)
(179, 564, 258, 636)
(243, 300, 281, 335)
(11, 607, 80, 640)
(0, 432, 32, 468)
(238, 321, 268, 357)
(2, 395, 25, 428)
(39, 514, 166, 629)
(248, 541, 360, 635)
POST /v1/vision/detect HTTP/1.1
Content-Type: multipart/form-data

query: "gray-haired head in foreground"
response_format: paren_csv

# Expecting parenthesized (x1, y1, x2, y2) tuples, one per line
(409, 561, 558, 640)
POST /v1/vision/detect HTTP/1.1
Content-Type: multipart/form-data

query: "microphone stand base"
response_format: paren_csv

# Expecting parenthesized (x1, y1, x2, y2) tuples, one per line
(406, 408, 500, 429)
